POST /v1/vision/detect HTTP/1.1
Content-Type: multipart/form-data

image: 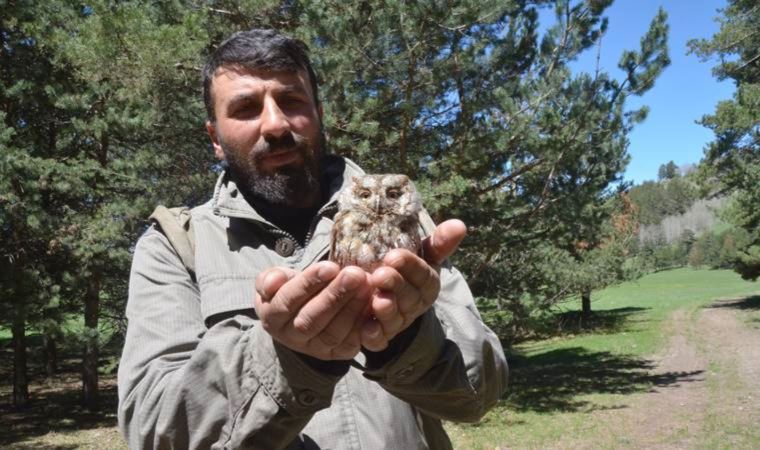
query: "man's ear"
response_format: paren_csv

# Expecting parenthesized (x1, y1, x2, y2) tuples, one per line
(206, 120, 225, 161)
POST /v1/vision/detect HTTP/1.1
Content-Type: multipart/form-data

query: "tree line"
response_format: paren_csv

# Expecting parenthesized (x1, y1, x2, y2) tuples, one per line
(627, 155, 757, 276)
(3, 0, 751, 412)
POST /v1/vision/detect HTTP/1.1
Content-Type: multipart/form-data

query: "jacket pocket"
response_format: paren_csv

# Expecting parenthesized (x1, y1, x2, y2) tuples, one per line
(199, 274, 259, 323)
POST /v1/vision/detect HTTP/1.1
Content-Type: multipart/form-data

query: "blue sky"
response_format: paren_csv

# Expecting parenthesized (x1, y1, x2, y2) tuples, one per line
(543, 0, 732, 184)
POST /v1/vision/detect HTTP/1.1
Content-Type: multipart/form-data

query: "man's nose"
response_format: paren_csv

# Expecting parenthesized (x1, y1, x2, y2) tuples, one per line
(260, 97, 290, 139)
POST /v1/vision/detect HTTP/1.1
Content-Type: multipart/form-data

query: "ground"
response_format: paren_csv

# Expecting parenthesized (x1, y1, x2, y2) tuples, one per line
(1, 269, 758, 449)
(448, 269, 760, 449)
(552, 295, 760, 449)
(0, 369, 124, 450)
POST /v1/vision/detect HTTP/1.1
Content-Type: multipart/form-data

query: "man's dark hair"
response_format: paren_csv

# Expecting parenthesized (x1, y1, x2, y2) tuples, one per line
(203, 29, 319, 121)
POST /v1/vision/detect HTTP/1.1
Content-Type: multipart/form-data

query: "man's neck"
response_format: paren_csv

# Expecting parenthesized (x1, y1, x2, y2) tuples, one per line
(245, 186, 325, 245)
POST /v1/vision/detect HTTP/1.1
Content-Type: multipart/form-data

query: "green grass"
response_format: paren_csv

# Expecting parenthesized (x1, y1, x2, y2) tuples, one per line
(447, 267, 759, 450)
(545, 268, 759, 357)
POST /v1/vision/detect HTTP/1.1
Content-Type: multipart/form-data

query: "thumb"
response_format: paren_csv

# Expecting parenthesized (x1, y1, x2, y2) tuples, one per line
(422, 219, 467, 266)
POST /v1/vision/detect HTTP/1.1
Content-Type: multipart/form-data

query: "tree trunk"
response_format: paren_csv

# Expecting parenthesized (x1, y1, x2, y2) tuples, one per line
(82, 271, 101, 411)
(43, 333, 58, 378)
(581, 288, 592, 328)
(12, 304, 29, 409)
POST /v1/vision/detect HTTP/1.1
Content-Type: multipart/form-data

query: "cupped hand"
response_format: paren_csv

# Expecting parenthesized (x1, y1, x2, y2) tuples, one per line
(362, 219, 467, 351)
(254, 261, 372, 360)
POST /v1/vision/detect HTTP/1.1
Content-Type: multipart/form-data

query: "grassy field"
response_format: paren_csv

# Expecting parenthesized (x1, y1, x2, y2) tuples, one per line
(446, 267, 760, 449)
(1, 267, 757, 449)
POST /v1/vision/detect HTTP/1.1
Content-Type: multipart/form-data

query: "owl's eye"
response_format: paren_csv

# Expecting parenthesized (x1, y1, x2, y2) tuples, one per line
(358, 189, 372, 199)
(386, 189, 401, 199)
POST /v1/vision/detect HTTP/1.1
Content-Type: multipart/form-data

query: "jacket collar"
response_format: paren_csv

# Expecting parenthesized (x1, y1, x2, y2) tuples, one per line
(211, 155, 364, 224)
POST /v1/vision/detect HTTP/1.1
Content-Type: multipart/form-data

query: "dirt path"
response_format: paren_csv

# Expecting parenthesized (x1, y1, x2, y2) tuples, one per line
(584, 298, 760, 449)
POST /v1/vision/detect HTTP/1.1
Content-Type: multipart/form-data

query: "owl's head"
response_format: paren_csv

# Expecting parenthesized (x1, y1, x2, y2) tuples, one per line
(338, 174, 422, 217)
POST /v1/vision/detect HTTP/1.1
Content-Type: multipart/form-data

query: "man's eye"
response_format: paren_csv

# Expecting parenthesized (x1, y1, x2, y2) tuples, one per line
(359, 189, 371, 199)
(281, 96, 307, 107)
(231, 103, 260, 118)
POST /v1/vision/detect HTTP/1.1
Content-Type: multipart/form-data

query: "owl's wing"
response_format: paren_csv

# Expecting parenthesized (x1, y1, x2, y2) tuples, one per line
(329, 212, 342, 264)
(330, 210, 356, 268)
(396, 215, 423, 258)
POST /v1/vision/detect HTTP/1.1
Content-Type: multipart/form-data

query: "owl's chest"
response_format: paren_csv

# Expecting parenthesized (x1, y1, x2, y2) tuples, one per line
(331, 209, 421, 270)
(337, 211, 403, 242)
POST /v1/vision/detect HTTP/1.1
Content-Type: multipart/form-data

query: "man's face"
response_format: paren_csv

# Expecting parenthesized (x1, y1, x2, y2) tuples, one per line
(206, 67, 324, 208)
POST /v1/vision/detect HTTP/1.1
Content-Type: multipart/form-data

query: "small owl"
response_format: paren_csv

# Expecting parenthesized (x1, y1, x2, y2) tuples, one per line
(330, 174, 422, 272)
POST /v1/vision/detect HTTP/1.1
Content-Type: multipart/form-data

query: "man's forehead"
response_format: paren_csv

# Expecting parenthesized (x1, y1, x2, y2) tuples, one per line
(213, 65, 310, 89)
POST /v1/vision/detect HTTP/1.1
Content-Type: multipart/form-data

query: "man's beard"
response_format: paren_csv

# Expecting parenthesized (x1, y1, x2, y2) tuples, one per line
(221, 131, 324, 208)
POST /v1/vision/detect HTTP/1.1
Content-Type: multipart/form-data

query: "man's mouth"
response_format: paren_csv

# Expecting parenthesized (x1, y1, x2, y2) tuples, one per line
(257, 148, 302, 170)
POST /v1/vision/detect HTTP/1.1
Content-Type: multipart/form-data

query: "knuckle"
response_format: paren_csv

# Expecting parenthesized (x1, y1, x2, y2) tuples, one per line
(333, 343, 360, 360)
(387, 271, 405, 292)
(425, 270, 440, 294)
(293, 314, 315, 335)
(318, 330, 342, 348)
(322, 285, 348, 309)
(300, 271, 323, 290)
(260, 319, 275, 334)
(316, 345, 334, 360)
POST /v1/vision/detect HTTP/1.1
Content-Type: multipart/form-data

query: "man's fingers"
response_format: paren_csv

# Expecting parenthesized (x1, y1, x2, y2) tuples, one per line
(382, 250, 439, 292)
(313, 275, 372, 348)
(361, 318, 388, 352)
(255, 267, 298, 300)
(259, 262, 339, 331)
(325, 328, 362, 360)
(422, 219, 467, 266)
(370, 267, 419, 318)
(291, 266, 368, 338)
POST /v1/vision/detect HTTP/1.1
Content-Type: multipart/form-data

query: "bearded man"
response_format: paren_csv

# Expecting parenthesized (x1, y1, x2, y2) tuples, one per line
(117, 28, 508, 450)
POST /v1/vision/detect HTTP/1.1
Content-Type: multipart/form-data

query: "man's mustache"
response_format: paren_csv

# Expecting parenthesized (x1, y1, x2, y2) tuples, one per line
(253, 132, 310, 159)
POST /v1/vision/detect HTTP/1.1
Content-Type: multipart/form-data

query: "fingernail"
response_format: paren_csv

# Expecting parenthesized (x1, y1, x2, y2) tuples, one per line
(384, 250, 403, 266)
(364, 320, 381, 339)
(379, 276, 395, 290)
(317, 263, 338, 282)
(340, 271, 361, 291)
(262, 271, 279, 292)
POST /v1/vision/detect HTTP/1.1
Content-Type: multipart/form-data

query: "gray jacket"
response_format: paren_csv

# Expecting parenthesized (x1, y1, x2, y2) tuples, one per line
(117, 156, 508, 449)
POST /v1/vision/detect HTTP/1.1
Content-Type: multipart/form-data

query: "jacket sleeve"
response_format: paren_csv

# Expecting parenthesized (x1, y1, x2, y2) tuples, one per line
(117, 227, 342, 450)
(361, 265, 509, 423)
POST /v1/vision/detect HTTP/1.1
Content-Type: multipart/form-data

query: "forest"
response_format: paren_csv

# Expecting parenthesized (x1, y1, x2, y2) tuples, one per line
(1, 0, 757, 431)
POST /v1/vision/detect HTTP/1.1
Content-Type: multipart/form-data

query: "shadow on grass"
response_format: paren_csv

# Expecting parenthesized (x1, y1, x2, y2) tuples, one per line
(550, 307, 649, 336)
(503, 347, 703, 413)
(506, 306, 652, 347)
(707, 295, 760, 311)
(0, 373, 119, 448)
(0, 339, 121, 449)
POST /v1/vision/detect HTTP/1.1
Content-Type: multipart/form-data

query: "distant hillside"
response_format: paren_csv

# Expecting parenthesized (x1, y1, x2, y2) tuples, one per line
(627, 160, 729, 245)
(638, 197, 726, 244)
(628, 177, 699, 226)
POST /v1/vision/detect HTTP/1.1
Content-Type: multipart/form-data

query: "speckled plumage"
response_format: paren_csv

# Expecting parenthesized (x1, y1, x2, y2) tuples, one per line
(330, 174, 422, 272)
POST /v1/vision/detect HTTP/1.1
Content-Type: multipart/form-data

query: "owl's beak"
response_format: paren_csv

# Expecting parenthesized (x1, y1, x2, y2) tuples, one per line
(373, 197, 383, 213)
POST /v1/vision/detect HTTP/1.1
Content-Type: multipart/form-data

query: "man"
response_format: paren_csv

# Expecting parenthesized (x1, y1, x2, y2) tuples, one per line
(118, 28, 508, 449)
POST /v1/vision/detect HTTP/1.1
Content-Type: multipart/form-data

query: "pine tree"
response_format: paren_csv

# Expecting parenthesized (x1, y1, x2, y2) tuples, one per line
(294, 1, 668, 332)
(1, 0, 215, 409)
(568, 192, 639, 326)
(1, 2, 83, 408)
(689, 0, 759, 280)
(657, 160, 679, 180)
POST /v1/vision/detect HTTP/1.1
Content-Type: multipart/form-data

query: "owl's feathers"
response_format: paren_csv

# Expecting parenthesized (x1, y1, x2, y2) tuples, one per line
(330, 174, 422, 272)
